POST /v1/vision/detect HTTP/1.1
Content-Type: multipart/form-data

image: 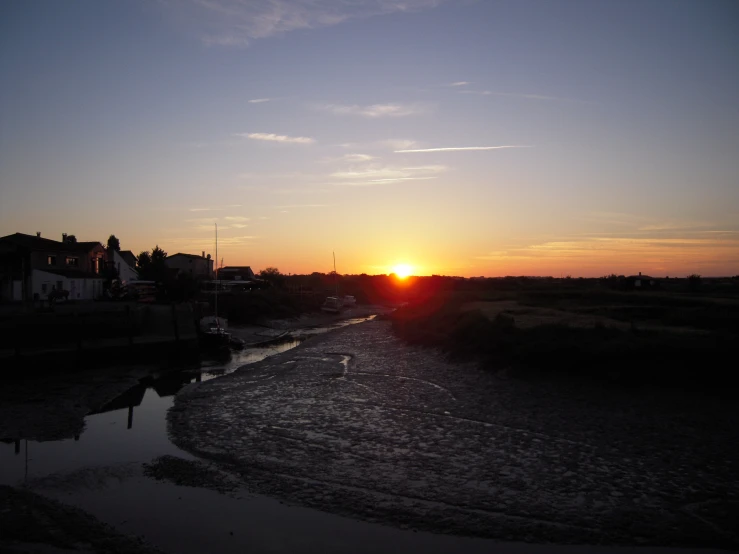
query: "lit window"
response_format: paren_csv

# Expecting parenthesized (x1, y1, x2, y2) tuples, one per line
(47, 256, 56, 265)
(66, 257, 79, 267)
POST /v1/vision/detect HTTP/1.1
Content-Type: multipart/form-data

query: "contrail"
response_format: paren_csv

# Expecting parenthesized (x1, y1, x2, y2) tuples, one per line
(395, 145, 530, 153)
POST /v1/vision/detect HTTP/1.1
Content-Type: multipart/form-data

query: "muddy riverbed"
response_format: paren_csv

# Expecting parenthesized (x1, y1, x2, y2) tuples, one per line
(1, 316, 737, 553)
(170, 320, 739, 550)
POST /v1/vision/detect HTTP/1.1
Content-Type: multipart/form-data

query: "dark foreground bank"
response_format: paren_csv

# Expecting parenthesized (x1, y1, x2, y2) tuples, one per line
(0, 485, 161, 553)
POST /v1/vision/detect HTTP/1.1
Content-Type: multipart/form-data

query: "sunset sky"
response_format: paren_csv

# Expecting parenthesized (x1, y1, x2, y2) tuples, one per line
(1, 0, 738, 277)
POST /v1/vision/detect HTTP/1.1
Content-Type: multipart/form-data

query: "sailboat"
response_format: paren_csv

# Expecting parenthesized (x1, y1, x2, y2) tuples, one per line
(321, 251, 343, 313)
(199, 223, 231, 349)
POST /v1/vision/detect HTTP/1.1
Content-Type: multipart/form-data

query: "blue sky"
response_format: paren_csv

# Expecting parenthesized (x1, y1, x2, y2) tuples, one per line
(1, 0, 738, 276)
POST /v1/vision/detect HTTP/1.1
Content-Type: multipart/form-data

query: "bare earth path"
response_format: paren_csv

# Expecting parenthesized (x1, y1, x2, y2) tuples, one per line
(168, 320, 739, 549)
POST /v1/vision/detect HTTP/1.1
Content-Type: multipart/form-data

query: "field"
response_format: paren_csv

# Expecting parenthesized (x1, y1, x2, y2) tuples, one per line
(388, 279, 739, 387)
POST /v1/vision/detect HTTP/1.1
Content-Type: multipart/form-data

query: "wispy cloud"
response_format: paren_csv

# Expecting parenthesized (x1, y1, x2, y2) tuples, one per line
(395, 145, 530, 153)
(330, 163, 447, 186)
(189, 204, 243, 212)
(235, 132, 315, 144)
(248, 98, 270, 103)
(224, 216, 249, 221)
(342, 153, 375, 162)
(487, 91, 596, 104)
(339, 139, 418, 151)
(458, 89, 492, 95)
(319, 103, 429, 118)
(449, 81, 471, 87)
(319, 153, 378, 163)
(176, 0, 445, 46)
(275, 204, 330, 208)
(168, 235, 257, 248)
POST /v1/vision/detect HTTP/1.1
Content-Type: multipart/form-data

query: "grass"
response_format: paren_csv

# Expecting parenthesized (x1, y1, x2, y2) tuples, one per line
(389, 292, 736, 387)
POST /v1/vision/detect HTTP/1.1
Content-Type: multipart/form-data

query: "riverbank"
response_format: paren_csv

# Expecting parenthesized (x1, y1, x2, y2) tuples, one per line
(0, 485, 162, 553)
(169, 320, 739, 548)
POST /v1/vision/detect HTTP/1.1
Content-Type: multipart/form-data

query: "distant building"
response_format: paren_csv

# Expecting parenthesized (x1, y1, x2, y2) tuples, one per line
(0, 232, 106, 301)
(624, 272, 659, 290)
(165, 252, 213, 280)
(217, 266, 256, 281)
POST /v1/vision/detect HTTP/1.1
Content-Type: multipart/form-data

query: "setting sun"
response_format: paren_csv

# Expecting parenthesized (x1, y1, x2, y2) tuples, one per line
(392, 264, 413, 279)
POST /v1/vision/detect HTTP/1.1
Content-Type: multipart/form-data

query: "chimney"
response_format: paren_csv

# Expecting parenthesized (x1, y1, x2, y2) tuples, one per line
(639, 271, 641, 276)
(202, 251, 205, 258)
(36, 232, 41, 237)
(62, 233, 67, 243)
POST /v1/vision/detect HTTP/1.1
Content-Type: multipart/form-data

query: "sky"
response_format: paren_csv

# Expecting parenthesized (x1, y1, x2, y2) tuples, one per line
(1, 0, 738, 277)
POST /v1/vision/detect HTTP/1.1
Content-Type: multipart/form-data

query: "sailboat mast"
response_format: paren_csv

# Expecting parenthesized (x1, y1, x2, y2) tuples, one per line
(333, 251, 337, 296)
(215, 223, 218, 325)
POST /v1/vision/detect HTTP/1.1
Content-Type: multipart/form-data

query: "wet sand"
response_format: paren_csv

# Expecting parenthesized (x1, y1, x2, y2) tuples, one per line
(169, 320, 739, 548)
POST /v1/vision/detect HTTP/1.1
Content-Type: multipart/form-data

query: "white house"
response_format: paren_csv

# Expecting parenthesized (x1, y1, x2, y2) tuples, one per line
(32, 269, 104, 301)
(111, 249, 138, 283)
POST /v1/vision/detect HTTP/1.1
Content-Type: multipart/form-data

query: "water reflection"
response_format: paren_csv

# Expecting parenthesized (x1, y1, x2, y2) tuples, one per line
(0, 317, 377, 486)
(0, 334, 318, 485)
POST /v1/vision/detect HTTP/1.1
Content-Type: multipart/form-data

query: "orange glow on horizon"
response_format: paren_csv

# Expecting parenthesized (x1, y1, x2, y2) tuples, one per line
(392, 264, 413, 279)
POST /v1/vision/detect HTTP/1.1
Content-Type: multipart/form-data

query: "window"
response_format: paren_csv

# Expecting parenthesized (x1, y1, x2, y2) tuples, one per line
(47, 255, 56, 265)
(65, 257, 79, 267)
(42, 283, 48, 294)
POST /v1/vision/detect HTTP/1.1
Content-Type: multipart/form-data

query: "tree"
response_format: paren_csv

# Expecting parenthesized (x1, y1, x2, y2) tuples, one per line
(137, 251, 151, 272)
(688, 274, 701, 292)
(136, 247, 168, 281)
(151, 245, 167, 265)
(258, 267, 284, 287)
(107, 235, 121, 252)
(66, 234, 77, 244)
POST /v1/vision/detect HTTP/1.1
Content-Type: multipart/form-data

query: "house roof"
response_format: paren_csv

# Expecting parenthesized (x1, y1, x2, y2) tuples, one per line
(220, 266, 253, 271)
(0, 233, 103, 254)
(168, 252, 210, 260)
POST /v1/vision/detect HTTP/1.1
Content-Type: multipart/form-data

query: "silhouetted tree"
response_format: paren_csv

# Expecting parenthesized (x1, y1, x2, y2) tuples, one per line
(137, 251, 151, 273)
(136, 246, 169, 281)
(259, 267, 284, 287)
(66, 234, 77, 244)
(151, 245, 167, 265)
(688, 274, 702, 292)
(107, 235, 121, 252)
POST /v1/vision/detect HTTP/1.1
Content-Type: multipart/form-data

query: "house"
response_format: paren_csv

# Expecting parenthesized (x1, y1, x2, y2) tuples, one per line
(109, 249, 138, 283)
(624, 272, 659, 290)
(165, 252, 213, 280)
(217, 266, 256, 281)
(118, 250, 137, 269)
(0, 232, 106, 302)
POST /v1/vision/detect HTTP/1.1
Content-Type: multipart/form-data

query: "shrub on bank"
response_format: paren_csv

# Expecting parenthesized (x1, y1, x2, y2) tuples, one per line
(389, 301, 734, 387)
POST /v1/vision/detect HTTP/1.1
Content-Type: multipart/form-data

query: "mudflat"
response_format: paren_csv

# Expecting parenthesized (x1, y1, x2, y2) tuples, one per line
(169, 320, 739, 548)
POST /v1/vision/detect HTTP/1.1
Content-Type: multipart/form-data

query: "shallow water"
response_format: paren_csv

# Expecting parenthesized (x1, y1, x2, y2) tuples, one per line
(0, 317, 375, 486)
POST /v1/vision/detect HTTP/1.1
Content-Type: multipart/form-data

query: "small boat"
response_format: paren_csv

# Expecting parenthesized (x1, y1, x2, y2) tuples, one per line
(321, 296, 342, 313)
(199, 224, 231, 350)
(199, 315, 231, 349)
(321, 252, 344, 314)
